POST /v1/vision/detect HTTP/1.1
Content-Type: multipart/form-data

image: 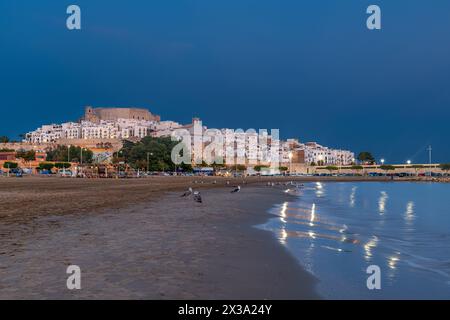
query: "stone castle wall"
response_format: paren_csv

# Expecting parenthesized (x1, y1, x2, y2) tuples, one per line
(84, 106, 160, 123)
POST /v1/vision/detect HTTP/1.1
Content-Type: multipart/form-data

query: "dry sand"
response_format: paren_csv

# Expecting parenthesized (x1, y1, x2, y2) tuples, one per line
(0, 176, 319, 299)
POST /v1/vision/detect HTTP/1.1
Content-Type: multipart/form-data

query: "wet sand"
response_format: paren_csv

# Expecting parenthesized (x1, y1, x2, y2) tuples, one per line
(0, 177, 319, 299)
(0, 175, 393, 222)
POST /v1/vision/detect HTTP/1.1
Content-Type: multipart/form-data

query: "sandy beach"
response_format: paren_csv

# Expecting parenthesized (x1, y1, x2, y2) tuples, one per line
(0, 177, 319, 299)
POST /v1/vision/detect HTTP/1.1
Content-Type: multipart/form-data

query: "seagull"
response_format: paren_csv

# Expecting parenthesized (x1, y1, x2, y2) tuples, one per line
(181, 187, 193, 197)
(193, 191, 202, 203)
(231, 185, 241, 193)
(226, 180, 230, 185)
(213, 180, 217, 184)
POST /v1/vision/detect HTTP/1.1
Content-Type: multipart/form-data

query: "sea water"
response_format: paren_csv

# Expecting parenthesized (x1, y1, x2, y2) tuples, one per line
(259, 182, 450, 299)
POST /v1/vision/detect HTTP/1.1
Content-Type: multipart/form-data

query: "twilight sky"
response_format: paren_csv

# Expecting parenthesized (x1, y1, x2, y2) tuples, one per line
(1, 1, 449, 163)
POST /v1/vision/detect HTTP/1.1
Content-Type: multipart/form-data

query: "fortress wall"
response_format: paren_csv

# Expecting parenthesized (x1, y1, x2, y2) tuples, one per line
(84, 107, 160, 122)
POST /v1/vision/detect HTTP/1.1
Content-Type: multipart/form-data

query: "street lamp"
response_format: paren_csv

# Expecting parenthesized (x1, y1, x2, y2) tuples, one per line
(407, 160, 411, 165)
(64, 145, 71, 176)
(80, 148, 87, 177)
(147, 152, 153, 173)
(381, 159, 385, 165)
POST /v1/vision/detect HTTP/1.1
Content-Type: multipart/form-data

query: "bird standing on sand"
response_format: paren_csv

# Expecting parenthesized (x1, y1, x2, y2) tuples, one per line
(231, 185, 241, 193)
(193, 191, 202, 203)
(181, 187, 193, 197)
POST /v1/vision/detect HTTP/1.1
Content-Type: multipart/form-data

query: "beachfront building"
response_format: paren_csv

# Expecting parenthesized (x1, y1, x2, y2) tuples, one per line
(295, 142, 354, 166)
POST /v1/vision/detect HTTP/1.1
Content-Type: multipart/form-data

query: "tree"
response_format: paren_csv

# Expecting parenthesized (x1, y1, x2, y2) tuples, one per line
(350, 165, 364, 175)
(325, 165, 339, 174)
(46, 145, 93, 163)
(439, 163, 450, 176)
(54, 162, 71, 169)
(0, 136, 9, 143)
(380, 164, 395, 175)
(121, 136, 180, 172)
(236, 164, 247, 171)
(254, 165, 268, 172)
(3, 162, 18, 169)
(278, 166, 288, 172)
(38, 162, 54, 171)
(178, 163, 193, 173)
(310, 161, 317, 166)
(16, 150, 35, 162)
(357, 152, 375, 164)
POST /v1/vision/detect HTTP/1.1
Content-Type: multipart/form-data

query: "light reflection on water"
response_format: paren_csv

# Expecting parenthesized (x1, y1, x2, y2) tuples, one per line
(259, 182, 450, 299)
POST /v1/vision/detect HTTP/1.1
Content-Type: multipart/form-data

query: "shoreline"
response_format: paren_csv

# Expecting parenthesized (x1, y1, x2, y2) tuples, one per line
(0, 183, 319, 299)
(0, 175, 443, 223)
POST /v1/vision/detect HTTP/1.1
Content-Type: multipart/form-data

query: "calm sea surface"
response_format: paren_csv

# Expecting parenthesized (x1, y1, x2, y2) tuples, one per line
(259, 182, 450, 299)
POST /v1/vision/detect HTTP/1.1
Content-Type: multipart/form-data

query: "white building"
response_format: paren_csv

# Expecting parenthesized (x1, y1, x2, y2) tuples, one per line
(152, 121, 183, 137)
(24, 115, 355, 167)
(296, 142, 354, 165)
(26, 118, 161, 143)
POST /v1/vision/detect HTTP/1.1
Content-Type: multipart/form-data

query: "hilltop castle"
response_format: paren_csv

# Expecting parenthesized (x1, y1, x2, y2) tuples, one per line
(83, 106, 160, 123)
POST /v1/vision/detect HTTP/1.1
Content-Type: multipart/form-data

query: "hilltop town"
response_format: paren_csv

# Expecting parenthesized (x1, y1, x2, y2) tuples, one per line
(0, 106, 355, 175)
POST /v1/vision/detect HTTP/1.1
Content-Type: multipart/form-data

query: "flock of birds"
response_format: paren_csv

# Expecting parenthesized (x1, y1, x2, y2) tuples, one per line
(180, 180, 304, 203)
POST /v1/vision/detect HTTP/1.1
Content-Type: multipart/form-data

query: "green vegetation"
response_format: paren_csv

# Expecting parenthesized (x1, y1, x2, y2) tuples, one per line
(3, 162, 18, 169)
(121, 136, 189, 172)
(439, 163, 450, 173)
(357, 152, 375, 164)
(351, 165, 364, 170)
(325, 165, 339, 173)
(0, 148, 14, 152)
(16, 149, 35, 162)
(38, 162, 54, 171)
(253, 165, 269, 172)
(46, 145, 93, 163)
(54, 162, 72, 169)
(235, 164, 247, 171)
(0, 136, 10, 143)
(380, 164, 396, 171)
(278, 166, 288, 172)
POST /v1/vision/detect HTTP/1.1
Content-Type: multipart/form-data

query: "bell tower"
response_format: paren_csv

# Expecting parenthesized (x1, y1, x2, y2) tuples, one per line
(83, 106, 99, 123)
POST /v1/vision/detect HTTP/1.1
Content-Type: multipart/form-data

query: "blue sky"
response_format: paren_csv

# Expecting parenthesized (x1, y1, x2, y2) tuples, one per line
(1, 1, 449, 163)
